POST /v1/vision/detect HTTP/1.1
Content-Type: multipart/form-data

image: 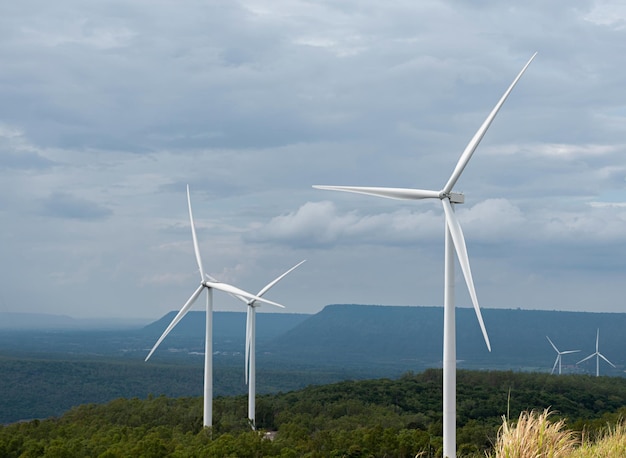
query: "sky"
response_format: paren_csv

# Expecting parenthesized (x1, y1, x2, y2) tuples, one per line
(2, 1, 626, 321)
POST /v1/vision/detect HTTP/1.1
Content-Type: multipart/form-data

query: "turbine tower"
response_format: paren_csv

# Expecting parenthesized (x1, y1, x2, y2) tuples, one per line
(314, 53, 536, 458)
(145, 185, 285, 428)
(546, 336, 579, 375)
(577, 329, 615, 377)
(229, 259, 306, 430)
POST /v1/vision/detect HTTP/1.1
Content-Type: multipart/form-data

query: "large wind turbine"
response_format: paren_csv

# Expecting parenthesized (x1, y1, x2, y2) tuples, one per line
(546, 336, 579, 375)
(145, 185, 285, 428)
(314, 53, 536, 458)
(228, 260, 306, 430)
(577, 329, 615, 377)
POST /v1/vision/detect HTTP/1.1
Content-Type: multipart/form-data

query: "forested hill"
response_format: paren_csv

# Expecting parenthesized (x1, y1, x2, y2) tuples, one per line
(2, 370, 626, 457)
(263, 304, 626, 375)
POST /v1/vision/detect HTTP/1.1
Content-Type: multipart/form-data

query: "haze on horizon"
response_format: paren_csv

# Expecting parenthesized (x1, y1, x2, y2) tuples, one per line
(1, 1, 626, 320)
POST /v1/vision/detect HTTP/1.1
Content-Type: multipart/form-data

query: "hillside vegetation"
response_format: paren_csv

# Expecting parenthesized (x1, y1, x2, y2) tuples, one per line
(0, 353, 363, 424)
(1, 369, 625, 457)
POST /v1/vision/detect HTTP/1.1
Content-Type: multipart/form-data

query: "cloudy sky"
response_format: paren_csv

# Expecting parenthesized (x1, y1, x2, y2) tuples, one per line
(2, 0, 626, 321)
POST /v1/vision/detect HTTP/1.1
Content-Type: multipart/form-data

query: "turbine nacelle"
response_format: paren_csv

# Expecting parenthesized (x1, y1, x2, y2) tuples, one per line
(442, 192, 465, 204)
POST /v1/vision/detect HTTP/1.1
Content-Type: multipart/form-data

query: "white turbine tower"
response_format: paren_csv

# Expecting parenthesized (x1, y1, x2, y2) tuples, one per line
(577, 329, 615, 377)
(145, 185, 285, 428)
(546, 336, 579, 375)
(229, 259, 306, 430)
(314, 53, 536, 458)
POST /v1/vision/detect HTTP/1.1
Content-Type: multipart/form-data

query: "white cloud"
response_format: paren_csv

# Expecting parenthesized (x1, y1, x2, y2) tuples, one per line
(584, 0, 626, 29)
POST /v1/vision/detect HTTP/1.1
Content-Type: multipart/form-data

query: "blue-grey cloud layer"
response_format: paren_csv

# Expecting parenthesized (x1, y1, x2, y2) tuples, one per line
(1, 0, 626, 319)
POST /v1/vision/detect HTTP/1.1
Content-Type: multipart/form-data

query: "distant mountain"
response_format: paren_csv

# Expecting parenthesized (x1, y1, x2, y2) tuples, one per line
(0, 311, 311, 358)
(0, 312, 146, 330)
(2, 305, 626, 423)
(143, 311, 311, 345)
(262, 304, 626, 376)
(0, 312, 76, 329)
(1, 306, 624, 377)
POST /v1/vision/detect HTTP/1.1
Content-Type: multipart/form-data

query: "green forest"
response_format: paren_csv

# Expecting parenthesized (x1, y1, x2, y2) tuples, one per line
(2, 369, 625, 457)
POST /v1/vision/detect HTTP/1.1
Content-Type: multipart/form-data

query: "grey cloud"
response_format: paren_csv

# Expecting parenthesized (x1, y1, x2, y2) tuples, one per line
(41, 192, 112, 221)
(0, 150, 56, 170)
(3, 0, 626, 318)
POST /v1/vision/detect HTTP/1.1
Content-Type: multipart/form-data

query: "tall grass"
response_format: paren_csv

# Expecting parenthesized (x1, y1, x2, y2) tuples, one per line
(570, 420, 626, 457)
(489, 408, 578, 458)
(486, 409, 626, 458)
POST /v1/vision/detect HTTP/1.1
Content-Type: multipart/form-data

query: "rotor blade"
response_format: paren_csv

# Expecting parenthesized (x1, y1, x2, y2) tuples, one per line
(546, 336, 559, 353)
(596, 329, 600, 352)
(204, 273, 249, 305)
(598, 353, 616, 368)
(551, 356, 559, 375)
(441, 198, 491, 351)
(255, 260, 307, 299)
(145, 284, 204, 361)
(205, 281, 286, 308)
(560, 350, 580, 355)
(313, 185, 440, 200)
(442, 53, 537, 195)
(577, 353, 595, 365)
(187, 185, 206, 281)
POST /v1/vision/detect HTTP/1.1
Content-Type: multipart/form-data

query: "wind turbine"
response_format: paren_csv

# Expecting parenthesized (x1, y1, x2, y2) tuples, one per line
(546, 336, 579, 375)
(145, 185, 285, 428)
(314, 53, 536, 458)
(577, 329, 615, 377)
(227, 259, 306, 430)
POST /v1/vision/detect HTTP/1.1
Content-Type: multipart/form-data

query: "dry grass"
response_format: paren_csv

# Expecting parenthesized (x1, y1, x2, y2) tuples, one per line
(489, 408, 579, 458)
(487, 410, 626, 458)
(569, 420, 626, 457)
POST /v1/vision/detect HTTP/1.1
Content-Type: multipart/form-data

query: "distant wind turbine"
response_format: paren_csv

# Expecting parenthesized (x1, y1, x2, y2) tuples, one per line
(228, 259, 306, 430)
(546, 336, 579, 375)
(145, 185, 285, 428)
(314, 53, 536, 458)
(577, 329, 615, 377)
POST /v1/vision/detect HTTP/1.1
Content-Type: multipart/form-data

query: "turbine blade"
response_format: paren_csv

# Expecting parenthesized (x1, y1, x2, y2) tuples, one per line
(442, 53, 537, 194)
(145, 284, 204, 361)
(598, 353, 616, 368)
(551, 356, 559, 375)
(205, 281, 286, 308)
(187, 185, 205, 281)
(546, 336, 559, 353)
(441, 198, 491, 351)
(313, 185, 440, 200)
(596, 328, 600, 352)
(255, 260, 307, 299)
(561, 350, 580, 355)
(577, 353, 595, 365)
(204, 274, 249, 304)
